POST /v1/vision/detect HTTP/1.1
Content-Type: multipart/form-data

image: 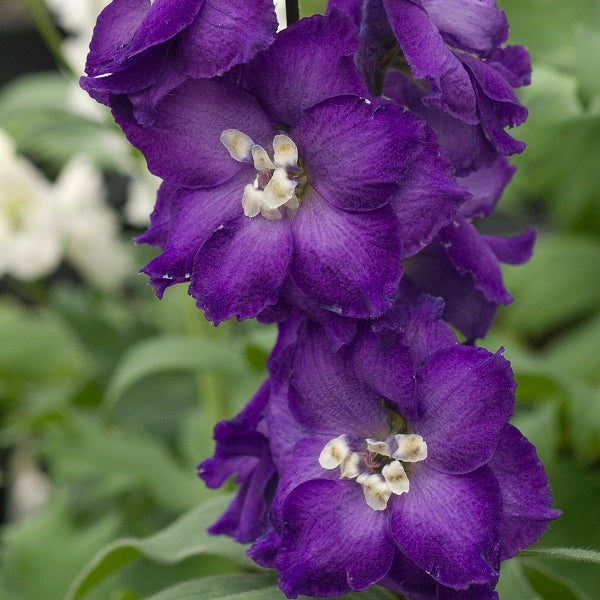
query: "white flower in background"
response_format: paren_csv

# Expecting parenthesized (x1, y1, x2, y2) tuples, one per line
(274, 0, 287, 31)
(125, 169, 161, 228)
(53, 157, 133, 290)
(0, 131, 62, 280)
(0, 129, 133, 289)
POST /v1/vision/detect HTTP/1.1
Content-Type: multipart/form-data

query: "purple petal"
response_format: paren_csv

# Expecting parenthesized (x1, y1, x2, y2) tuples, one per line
(488, 45, 532, 88)
(372, 293, 459, 368)
(190, 214, 292, 324)
(290, 192, 402, 318)
(277, 479, 395, 597)
(415, 345, 515, 474)
(242, 11, 366, 127)
(483, 228, 536, 266)
(439, 216, 512, 304)
(382, 0, 478, 124)
(423, 0, 508, 54)
(488, 424, 560, 561)
(390, 140, 467, 257)
(381, 550, 437, 600)
(111, 78, 274, 187)
(174, 0, 277, 78)
(136, 181, 180, 248)
(293, 96, 423, 212)
(351, 329, 418, 422)
(141, 173, 247, 298)
(86, 0, 201, 76)
(289, 322, 390, 439)
(327, 0, 364, 25)
(405, 241, 499, 340)
(270, 435, 338, 527)
(392, 466, 501, 589)
(248, 528, 280, 568)
(383, 70, 496, 176)
(458, 156, 515, 219)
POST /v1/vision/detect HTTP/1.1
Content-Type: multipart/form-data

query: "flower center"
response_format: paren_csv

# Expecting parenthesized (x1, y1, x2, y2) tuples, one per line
(318, 432, 428, 511)
(220, 129, 305, 221)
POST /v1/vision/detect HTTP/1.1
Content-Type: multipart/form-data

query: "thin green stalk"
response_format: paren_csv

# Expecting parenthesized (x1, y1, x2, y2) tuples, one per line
(286, 0, 300, 25)
(23, 0, 77, 78)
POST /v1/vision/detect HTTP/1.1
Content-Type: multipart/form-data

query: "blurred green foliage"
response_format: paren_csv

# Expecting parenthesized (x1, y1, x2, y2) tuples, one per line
(1, 1, 599, 599)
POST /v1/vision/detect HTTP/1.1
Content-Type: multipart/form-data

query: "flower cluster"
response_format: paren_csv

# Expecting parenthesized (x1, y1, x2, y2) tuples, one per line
(83, 1, 558, 598)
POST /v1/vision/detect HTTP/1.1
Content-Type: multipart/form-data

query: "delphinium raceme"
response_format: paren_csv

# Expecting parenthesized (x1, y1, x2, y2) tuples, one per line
(82, 1, 559, 599)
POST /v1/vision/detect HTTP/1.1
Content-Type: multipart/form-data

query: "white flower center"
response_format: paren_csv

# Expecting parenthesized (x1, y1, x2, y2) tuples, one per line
(318, 433, 428, 511)
(220, 129, 301, 221)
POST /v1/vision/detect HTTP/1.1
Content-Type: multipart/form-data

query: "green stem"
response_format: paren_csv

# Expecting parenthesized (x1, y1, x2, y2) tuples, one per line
(23, 0, 77, 78)
(286, 0, 300, 25)
(520, 547, 600, 566)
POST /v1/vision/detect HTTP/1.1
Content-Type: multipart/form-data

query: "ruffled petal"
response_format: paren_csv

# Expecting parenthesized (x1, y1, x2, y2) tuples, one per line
(190, 214, 292, 323)
(382, 0, 478, 124)
(277, 479, 395, 597)
(392, 466, 501, 589)
(136, 180, 180, 248)
(290, 191, 402, 318)
(111, 78, 275, 187)
(174, 0, 277, 78)
(458, 156, 515, 219)
(141, 173, 247, 297)
(242, 11, 366, 127)
(293, 96, 424, 212)
(438, 215, 512, 304)
(483, 228, 536, 266)
(404, 241, 499, 341)
(289, 322, 389, 438)
(390, 140, 467, 257)
(423, 0, 508, 54)
(488, 424, 560, 561)
(415, 345, 515, 474)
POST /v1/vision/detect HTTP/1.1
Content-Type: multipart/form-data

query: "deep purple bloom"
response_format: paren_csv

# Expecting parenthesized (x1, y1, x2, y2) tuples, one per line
(329, 0, 531, 174)
(199, 296, 559, 598)
(405, 157, 536, 341)
(120, 13, 466, 324)
(81, 0, 277, 125)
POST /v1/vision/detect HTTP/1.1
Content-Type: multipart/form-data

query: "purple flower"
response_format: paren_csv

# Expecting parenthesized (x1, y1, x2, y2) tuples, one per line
(81, 0, 277, 125)
(199, 296, 559, 598)
(120, 13, 466, 324)
(330, 0, 531, 174)
(404, 157, 536, 341)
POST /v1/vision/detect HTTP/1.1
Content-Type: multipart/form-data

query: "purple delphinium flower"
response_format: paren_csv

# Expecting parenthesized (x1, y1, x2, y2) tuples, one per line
(404, 157, 536, 341)
(199, 295, 559, 599)
(80, 0, 278, 125)
(119, 12, 467, 325)
(329, 0, 531, 174)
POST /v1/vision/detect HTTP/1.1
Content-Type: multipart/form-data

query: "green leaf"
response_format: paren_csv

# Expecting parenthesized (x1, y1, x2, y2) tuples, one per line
(501, 235, 600, 338)
(0, 300, 92, 390)
(520, 547, 600, 566)
(43, 416, 204, 513)
(496, 559, 539, 600)
(141, 574, 277, 600)
(104, 335, 246, 414)
(143, 576, 397, 600)
(67, 494, 252, 600)
(2, 494, 119, 600)
(521, 562, 585, 600)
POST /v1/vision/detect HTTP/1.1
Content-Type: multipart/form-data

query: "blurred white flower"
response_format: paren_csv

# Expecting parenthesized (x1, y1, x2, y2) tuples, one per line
(274, 0, 287, 31)
(0, 131, 62, 280)
(53, 157, 134, 290)
(125, 170, 161, 228)
(0, 129, 133, 289)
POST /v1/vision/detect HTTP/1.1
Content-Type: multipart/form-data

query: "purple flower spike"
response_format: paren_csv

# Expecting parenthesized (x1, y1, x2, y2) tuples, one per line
(117, 13, 466, 324)
(81, 0, 277, 125)
(201, 298, 558, 598)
